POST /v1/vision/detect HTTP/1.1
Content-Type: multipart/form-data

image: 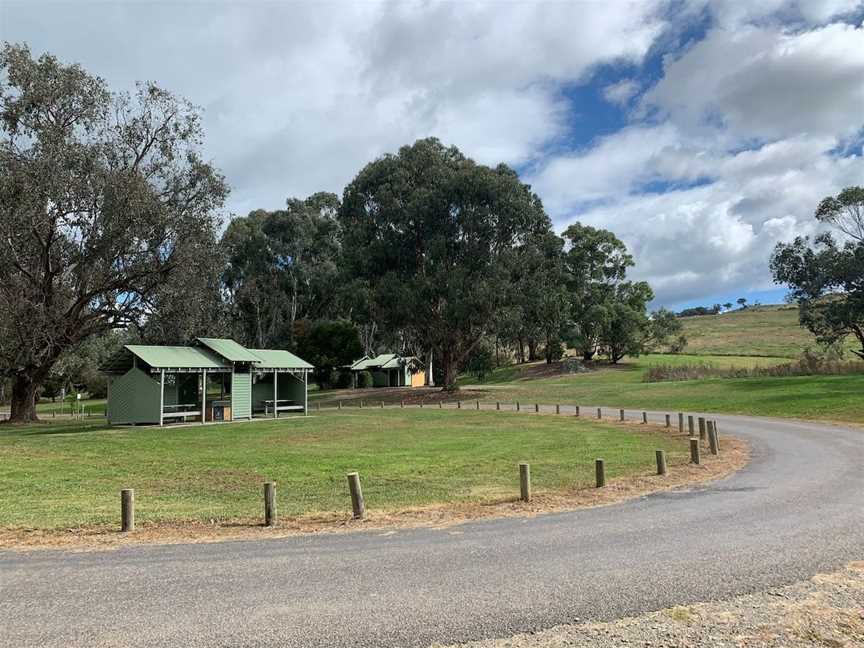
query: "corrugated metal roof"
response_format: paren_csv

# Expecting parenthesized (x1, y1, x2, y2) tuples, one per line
(125, 345, 229, 369)
(249, 349, 314, 370)
(196, 338, 262, 362)
(351, 354, 417, 370)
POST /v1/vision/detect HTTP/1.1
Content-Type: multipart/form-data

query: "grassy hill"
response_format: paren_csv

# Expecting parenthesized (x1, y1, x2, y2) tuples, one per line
(676, 304, 833, 358)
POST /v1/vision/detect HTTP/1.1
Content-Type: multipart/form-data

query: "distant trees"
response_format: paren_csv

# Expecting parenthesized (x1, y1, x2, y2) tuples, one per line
(340, 138, 555, 390)
(0, 44, 228, 421)
(771, 186, 864, 359)
(737, 297, 748, 309)
(296, 320, 362, 388)
(221, 192, 342, 350)
(723, 302, 733, 311)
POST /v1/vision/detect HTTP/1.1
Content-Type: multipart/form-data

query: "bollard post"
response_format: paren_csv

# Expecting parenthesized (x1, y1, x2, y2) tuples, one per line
(496, 402, 500, 411)
(665, 414, 671, 428)
(655, 450, 667, 475)
(263, 482, 276, 527)
(707, 421, 719, 455)
(642, 411, 648, 424)
(519, 463, 531, 502)
(688, 415, 694, 436)
(347, 472, 365, 519)
(619, 408, 625, 421)
(678, 412, 684, 433)
(597, 407, 602, 419)
(420, 402, 424, 408)
(476, 401, 480, 410)
(121, 488, 135, 532)
(713, 420, 720, 449)
(516, 401, 520, 412)
(535, 403, 539, 413)
(556, 404, 560, 415)
(698, 417, 706, 440)
(457, 401, 462, 409)
(400, 401, 404, 408)
(595, 459, 606, 487)
(575, 405, 580, 417)
(360, 400, 364, 409)
(338, 401, 342, 410)
(380, 401, 384, 409)
(439, 402, 442, 409)
(689, 438, 701, 465)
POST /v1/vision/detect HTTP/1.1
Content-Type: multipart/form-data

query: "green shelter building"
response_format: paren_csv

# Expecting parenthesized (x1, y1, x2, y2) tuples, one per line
(350, 353, 427, 388)
(100, 338, 313, 425)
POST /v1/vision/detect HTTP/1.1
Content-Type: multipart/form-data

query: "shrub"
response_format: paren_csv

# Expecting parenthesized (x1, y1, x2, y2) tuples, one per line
(356, 370, 373, 388)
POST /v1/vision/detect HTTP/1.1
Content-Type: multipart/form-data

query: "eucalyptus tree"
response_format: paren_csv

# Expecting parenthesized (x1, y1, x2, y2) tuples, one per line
(0, 44, 228, 421)
(340, 138, 555, 390)
(771, 186, 864, 359)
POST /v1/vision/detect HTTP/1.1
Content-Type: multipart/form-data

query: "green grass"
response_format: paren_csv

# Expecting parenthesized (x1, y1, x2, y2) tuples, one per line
(461, 355, 864, 424)
(0, 410, 687, 530)
(676, 304, 857, 358)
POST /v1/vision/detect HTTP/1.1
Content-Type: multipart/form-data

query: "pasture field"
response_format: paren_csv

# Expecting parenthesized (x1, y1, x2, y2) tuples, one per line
(0, 409, 689, 530)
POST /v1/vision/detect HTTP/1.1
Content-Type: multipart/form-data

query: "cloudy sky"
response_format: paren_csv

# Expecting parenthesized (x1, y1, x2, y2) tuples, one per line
(3, 0, 864, 309)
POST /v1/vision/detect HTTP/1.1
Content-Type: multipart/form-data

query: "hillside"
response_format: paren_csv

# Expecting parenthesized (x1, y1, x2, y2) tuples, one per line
(677, 304, 828, 358)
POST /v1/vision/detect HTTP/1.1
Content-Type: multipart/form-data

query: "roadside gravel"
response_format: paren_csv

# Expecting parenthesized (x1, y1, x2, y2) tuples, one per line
(434, 561, 864, 648)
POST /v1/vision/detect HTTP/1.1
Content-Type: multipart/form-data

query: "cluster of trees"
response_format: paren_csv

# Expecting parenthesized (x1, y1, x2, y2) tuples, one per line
(771, 187, 864, 360)
(0, 44, 678, 422)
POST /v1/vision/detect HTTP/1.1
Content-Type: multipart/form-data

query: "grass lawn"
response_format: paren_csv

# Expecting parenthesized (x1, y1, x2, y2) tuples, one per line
(0, 410, 689, 530)
(313, 353, 864, 425)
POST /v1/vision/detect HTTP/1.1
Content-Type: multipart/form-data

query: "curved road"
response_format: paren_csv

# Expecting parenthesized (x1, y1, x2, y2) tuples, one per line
(1, 410, 862, 647)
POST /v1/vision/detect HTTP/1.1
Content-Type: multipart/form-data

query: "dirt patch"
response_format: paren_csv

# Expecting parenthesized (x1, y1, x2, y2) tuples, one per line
(432, 561, 864, 647)
(0, 426, 747, 552)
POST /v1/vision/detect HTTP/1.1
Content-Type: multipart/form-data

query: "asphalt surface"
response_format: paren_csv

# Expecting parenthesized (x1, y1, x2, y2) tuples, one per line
(1, 409, 862, 647)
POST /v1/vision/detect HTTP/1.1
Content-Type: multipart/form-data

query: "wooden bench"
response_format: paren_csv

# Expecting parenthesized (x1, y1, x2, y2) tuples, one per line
(162, 404, 202, 421)
(263, 400, 304, 415)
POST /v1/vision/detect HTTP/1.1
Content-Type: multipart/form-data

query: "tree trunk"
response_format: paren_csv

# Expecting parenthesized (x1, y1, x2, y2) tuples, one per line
(9, 373, 40, 423)
(582, 348, 595, 362)
(441, 346, 459, 392)
(527, 339, 538, 362)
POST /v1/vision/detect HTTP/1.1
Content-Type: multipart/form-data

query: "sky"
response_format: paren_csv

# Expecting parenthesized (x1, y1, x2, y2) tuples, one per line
(3, 0, 864, 310)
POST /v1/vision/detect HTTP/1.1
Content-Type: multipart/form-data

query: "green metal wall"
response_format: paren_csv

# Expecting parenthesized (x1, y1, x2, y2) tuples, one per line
(232, 372, 252, 419)
(107, 367, 161, 424)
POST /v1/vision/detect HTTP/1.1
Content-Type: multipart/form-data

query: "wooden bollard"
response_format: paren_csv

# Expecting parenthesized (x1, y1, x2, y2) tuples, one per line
(698, 417, 706, 440)
(496, 402, 500, 411)
(678, 412, 684, 433)
(420, 402, 424, 408)
(519, 463, 531, 502)
(380, 401, 384, 409)
(597, 407, 602, 419)
(360, 400, 364, 409)
(713, 420, 720, 449)
(338, 401, 342, 410)
(121, 488, 135, 532)
(665, 414, 671, 428)
(556, 404, 560, 415)
(400, 400, 404, 408)
(534, 403, 539, 413)
(595, 459, 606, 487)
(476, 401, 480, 410)
(263, 482, 276, 527)
(688, 415, 694, 436)
(619, 408, 625, 421)
(575, 405, 580, 417)
(457, 401, 462, 409)
(707, 421, 719, 455)
(347, 472, 365, 519)
(516, 401, 520, 412)
(655, 450, 667, 475)
(642, 411, 648, 424)
(438, 402, 442, 409)
(690, 438, 701, 465)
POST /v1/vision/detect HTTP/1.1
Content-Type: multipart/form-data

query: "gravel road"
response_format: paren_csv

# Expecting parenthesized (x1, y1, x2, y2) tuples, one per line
(1, 410, 862, 647)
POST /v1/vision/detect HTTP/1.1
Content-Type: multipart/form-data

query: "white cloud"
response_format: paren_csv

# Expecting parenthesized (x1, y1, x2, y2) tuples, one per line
(603, 79, 641, 106)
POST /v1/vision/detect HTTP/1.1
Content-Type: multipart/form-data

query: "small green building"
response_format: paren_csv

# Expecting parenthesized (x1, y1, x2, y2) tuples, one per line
(350, 354, 427, 388)
(100, 338, 313, 425)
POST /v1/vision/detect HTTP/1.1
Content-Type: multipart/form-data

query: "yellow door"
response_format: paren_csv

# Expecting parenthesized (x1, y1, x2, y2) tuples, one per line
(410, 371, 425, 387)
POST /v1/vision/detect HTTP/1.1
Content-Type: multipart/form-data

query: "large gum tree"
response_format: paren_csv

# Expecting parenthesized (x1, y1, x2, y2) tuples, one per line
(339, 138, 555, 390)
(0, 44, 227, 422)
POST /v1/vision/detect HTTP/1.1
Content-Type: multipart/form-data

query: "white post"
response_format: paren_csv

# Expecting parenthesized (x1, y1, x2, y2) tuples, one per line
(427, 350, 434, 387)
(304, 370, 308, 416)
(201, 368, 207, 424)
(159, 370, 165, 427)
(273, 369, 278, 419)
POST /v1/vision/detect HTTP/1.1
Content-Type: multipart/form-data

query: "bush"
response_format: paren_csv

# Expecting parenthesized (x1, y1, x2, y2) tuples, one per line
(560, 357, 590, 374)
(356, 370, 373, 388)
(328, 369, 352, 389)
